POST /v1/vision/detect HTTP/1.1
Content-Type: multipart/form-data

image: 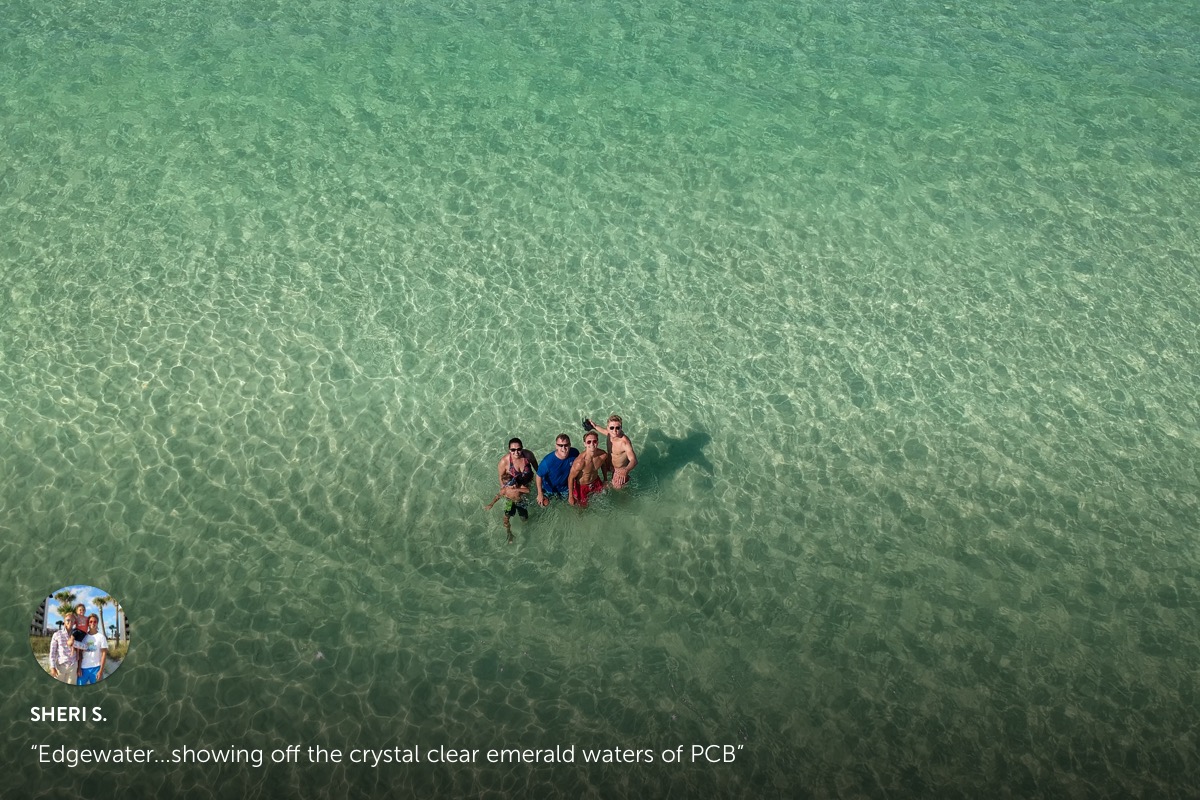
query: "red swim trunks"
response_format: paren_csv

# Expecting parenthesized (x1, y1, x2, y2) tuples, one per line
(572, 479, 604, 507)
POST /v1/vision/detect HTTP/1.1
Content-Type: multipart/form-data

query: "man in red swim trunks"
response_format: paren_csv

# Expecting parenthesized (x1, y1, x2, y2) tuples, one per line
(568, 432, 611, 507)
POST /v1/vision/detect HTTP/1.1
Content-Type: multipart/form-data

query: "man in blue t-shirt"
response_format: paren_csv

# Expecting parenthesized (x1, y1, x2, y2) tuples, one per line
(535, 434, 579, 506)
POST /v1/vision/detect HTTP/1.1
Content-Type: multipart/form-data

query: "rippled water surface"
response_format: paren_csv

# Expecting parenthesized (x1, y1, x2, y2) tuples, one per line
(2, 0, 1198, 796)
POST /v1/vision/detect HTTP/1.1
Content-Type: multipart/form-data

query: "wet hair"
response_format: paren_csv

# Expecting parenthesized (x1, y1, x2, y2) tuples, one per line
(556, 434, 571, 445)
(508, 438, 523, 449)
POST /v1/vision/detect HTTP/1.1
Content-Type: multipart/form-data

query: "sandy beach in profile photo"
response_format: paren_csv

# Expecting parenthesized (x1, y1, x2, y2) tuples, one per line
(31, 585, 130, 686)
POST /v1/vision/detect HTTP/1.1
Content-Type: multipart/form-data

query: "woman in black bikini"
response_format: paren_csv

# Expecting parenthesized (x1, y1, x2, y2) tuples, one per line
(491, 437, 539, 543)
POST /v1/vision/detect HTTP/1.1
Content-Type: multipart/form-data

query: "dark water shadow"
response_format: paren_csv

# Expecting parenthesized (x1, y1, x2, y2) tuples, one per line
(638, 428, 714, 482)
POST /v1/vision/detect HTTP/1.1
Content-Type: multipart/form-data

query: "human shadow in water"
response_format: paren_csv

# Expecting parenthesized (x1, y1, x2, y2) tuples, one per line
(637, 428, 715, 483)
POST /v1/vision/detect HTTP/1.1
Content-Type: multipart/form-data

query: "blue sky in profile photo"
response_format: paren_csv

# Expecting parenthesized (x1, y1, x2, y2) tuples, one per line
(44, 585, 121, 629)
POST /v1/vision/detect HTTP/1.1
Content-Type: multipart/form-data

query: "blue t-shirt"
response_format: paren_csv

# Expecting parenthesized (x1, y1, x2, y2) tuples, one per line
(537, 448, 579, 495)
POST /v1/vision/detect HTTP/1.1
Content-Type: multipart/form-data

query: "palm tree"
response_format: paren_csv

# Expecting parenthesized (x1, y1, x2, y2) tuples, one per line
(95, 596, 111, 640)
(53, 589, 77, 618)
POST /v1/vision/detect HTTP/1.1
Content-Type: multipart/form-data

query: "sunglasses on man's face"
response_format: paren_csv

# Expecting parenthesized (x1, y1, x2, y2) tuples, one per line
(556, 443, 570, 448)
(608, 426, 621, 431)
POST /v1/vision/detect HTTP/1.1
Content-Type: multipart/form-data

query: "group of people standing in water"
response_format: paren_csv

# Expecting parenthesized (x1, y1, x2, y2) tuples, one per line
(486, 414, 638, 543)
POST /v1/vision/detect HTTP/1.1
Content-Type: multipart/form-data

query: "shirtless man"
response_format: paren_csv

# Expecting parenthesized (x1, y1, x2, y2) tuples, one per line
(568, 432, 611, 507)
(586, 414, 637, 488)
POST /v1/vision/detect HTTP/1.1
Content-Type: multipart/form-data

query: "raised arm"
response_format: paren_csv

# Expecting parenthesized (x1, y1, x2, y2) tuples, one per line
(585, 418, 609, 440)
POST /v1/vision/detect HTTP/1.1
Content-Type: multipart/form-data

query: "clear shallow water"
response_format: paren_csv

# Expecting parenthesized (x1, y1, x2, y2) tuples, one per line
(2, 0, 1198, 796)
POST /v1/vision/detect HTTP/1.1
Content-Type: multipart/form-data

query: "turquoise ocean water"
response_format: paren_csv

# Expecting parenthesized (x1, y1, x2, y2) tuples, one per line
(2, 0, 1198, 796)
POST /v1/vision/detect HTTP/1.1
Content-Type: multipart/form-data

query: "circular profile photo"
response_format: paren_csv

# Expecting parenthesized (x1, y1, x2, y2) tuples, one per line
(31, 586, 129, 686)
